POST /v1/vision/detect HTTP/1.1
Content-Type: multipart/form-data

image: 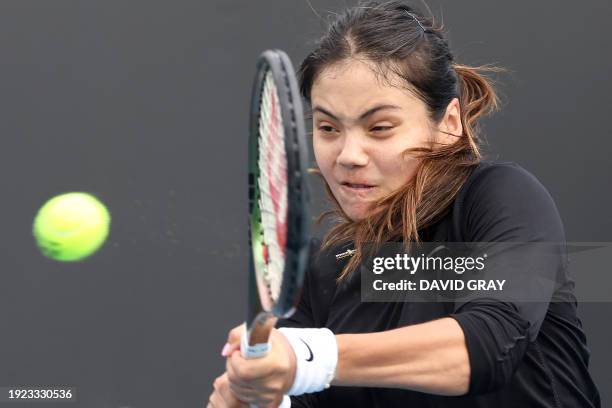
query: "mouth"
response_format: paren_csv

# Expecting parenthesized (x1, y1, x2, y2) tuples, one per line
(340, 182, 376, 191)
(343, 183, 373, 188)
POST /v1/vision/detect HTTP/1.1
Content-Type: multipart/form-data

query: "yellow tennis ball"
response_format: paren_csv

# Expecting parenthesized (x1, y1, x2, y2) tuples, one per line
(33, 192, 111, 261)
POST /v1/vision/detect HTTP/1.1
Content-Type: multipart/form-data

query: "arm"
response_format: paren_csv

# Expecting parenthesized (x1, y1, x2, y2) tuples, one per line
(334, 317, 469, 395)
(223, 318, 469, 406)
(230, 295, 530, 401)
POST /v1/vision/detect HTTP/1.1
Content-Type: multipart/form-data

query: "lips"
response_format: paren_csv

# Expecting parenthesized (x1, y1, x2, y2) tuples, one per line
(339, 181, 377, 197)
(343, 183, 374, 189)
(341, 181, 375, 189)
(337, 180, 378, 207)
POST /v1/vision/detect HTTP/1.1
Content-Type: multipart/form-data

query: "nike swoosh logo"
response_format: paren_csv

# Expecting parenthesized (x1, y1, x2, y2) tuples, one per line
(299, 338, 314, 362)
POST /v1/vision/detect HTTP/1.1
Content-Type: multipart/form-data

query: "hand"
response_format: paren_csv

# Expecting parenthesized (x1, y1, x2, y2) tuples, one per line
(207, 372, 248, 408)
(222, 324, 296, 407)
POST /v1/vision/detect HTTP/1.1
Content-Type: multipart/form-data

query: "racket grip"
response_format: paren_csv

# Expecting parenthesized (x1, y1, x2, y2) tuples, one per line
(240, 326, 287, 408)
(240, 328, 271, 359)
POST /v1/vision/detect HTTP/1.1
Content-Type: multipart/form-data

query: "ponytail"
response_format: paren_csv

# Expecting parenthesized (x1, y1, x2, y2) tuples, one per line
(453, 64, 501, 148)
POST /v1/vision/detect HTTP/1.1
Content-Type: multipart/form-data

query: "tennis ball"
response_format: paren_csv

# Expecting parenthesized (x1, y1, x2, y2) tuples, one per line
(33, 192, 111, 262)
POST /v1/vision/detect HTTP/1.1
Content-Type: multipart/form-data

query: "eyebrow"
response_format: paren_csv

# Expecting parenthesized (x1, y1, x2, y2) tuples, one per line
(312, 104, 402, 122)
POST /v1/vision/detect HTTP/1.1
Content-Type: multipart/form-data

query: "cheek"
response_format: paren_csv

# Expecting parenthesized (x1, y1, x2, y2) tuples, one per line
(313, 137, 335, 176)
(374, 145, 420, 188)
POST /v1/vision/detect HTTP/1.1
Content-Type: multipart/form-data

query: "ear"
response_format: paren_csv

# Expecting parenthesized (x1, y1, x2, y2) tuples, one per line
(437, 98, 463, 143)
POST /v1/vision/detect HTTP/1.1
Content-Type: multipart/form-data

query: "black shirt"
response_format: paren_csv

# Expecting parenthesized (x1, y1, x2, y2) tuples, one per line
(278, 161, 601, 408)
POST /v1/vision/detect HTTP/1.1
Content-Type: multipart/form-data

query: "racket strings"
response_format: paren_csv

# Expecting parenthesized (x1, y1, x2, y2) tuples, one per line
(256, 71, 289, 301)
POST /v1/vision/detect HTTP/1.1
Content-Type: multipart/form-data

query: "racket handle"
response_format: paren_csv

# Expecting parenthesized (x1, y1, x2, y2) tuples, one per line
(240, 327, 271, 359)
(240, 324, 287, 407)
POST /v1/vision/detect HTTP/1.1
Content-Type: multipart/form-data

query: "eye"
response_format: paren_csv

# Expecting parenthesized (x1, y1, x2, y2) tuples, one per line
(371, 126, 392, 132)
(370, 124, 394, 134)
(318, 125, 338, 134)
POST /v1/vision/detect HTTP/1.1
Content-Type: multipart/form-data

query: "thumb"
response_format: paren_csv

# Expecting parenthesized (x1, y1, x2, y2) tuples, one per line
(221, 323, 245, 357)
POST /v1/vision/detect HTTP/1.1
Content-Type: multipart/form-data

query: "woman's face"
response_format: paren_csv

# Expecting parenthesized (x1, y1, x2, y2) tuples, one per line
(311, 59, 443, 221)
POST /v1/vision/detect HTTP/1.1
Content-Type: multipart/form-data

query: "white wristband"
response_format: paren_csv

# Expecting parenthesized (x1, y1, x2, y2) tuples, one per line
(278, 394, 291, 408)
(277, 327, 338, 396)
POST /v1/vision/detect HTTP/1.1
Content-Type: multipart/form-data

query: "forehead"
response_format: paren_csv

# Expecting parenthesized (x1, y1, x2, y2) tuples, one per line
(310, 59, 421, 112)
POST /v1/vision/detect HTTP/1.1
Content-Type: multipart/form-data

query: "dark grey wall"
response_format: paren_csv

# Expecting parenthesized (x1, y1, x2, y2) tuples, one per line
(0, 1, 609, 407)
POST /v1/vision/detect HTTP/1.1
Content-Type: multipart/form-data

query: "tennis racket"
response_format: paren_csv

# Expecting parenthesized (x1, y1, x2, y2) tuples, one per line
(241, 49, 310, 367)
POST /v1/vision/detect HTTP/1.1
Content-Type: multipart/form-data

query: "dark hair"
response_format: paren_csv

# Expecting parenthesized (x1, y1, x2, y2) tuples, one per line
(299, 0, 500, 281)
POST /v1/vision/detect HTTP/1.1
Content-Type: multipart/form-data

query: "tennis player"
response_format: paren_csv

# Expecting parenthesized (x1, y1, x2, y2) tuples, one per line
(208, 1, 600, 407)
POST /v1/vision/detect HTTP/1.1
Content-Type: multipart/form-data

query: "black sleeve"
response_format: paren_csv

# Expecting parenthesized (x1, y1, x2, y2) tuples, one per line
(449, 163, 567, 395)
(289, 393, 319, 408)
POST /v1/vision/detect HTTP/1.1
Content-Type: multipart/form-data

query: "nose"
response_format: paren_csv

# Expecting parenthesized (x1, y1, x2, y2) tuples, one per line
(336, 132, 369, 168)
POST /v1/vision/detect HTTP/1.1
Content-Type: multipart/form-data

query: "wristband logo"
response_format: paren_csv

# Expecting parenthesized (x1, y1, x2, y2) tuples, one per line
(299, 338, 314, 362)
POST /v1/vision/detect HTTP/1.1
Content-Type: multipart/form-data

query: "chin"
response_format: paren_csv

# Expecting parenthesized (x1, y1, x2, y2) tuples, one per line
(342, 204, 371, 222)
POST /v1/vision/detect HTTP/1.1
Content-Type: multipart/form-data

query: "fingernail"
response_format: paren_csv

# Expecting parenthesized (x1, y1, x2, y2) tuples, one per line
(221, 343, 231, 357)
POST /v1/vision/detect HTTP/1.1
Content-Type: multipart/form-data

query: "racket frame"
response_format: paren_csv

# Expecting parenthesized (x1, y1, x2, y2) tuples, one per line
(244, 49, 310, 358)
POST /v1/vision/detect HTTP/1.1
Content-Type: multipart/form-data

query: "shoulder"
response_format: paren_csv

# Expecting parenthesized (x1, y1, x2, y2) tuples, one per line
(461, 161, 551, 201)
(453, 161, 565, 242)
(458, 160, 558, 212)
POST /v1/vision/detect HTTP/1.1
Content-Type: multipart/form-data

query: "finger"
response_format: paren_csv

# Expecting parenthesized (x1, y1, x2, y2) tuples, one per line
(227, 384, 275, 408)
(226, 352, 274, 384)
(263, 395, 285, 408)
(226, 357, 258, 389)
(218, 383, 240, 406)
(252, 394, 277, 408)
(221, 342, 241, 358)
(228, 380, 259, 402)
(226, 362, 283, 397)
(221, 337, 242, 358)
(226, 370, 276, 405)
(228, 376, 282, 405)
(208, 391, 220, 408)
(218, 379, 247, 408)
(213, 374, 224, 390)
(227, 373, 260, 402)
(210, 390, 246, 408)
(211, 373, 248, 408)
(222, 324, 245, 357)
(272, 394, 286, 408)
(227, 351, 277, 382)
(227, 323, 245, 346)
